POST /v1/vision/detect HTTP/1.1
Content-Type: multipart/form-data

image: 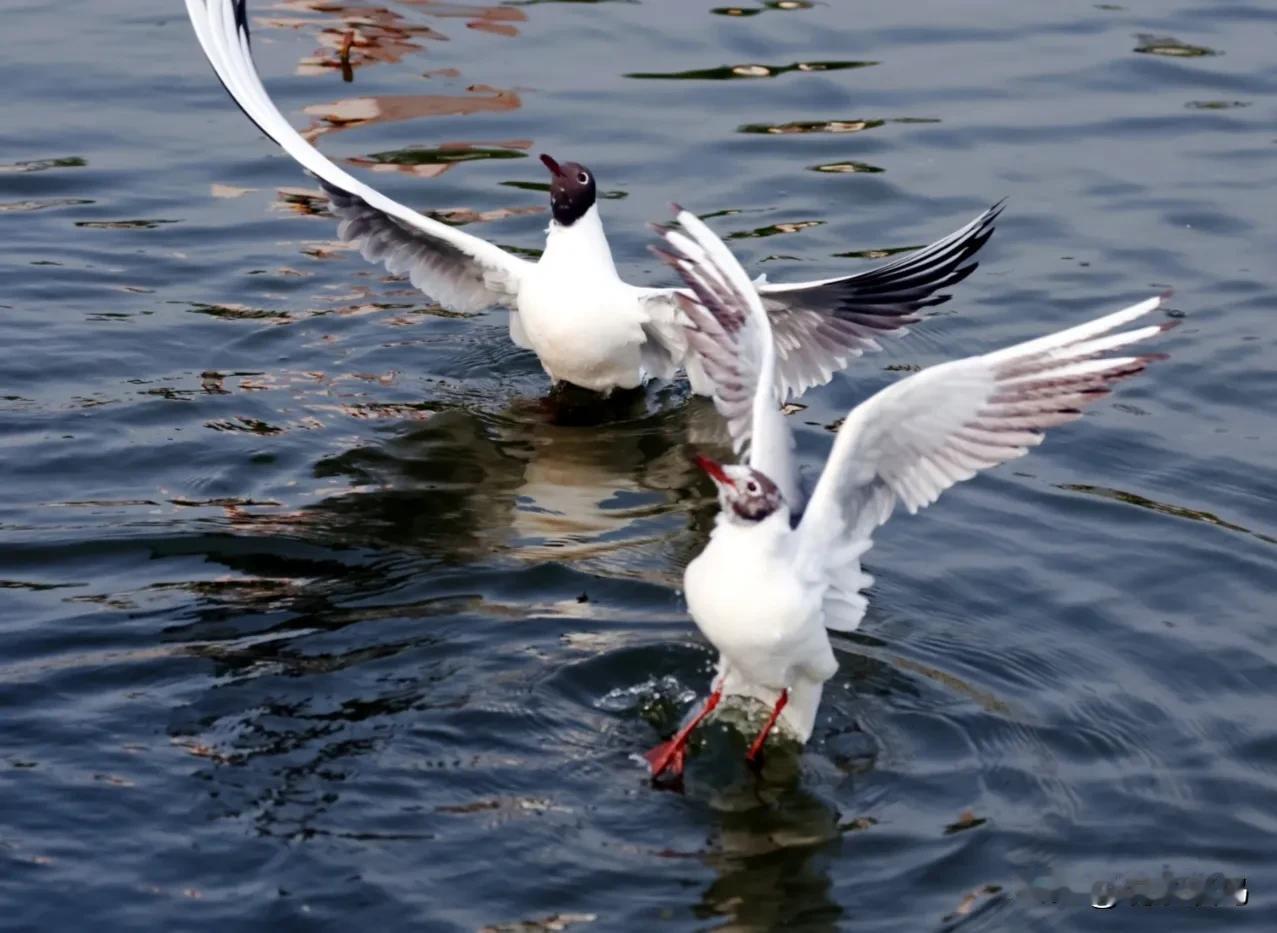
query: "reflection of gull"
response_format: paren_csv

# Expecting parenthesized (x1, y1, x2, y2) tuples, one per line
(505, 416, 691, 565)
(645, 206, 1176, 780)
(696, 780, 844, 931)
(204, 396, 706, 585)
(187, 0, 1000, 395)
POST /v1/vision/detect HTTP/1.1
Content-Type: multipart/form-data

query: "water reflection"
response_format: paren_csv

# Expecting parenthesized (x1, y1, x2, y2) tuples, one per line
(1060, 483, 1277, 546)
(1133, 34, 1218, 58)
(0, 156, 86, 174)
(626, 61, 877, 81)
(249, 392, 717, 553)
(300, 87, 522, 141)
(728, 219, 824, 239)
(0, 197, 94, 214)
(712, 1, 815, 15)
(262, 0, 528, 77)
(1184, 100, 1250, 110)
(832, 243, 922, 260)
(350, 141, 531, 179)
(810, 161, 884, 175)
(657, 712, 877, 931)
(738, 116, 940, 135)
(695, 780, 844, 930)
(245, 0, 529, 159)
(739, 118, 885, 135)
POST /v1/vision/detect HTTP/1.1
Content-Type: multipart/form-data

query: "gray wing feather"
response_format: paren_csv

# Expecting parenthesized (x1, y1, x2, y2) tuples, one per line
(797, 293, 1175, 623)
(322, 181, 520, 311)
(810, 309, 1171, 531)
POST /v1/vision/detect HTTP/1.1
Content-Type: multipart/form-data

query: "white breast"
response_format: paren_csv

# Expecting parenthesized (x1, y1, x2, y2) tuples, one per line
(683, 514, 826, 689)
(515, 207, 647, 393)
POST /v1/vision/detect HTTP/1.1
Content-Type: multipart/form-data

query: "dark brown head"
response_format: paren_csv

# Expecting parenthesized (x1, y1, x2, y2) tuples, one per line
(694, 455, 785, 523)
(540, 153, 597, 227)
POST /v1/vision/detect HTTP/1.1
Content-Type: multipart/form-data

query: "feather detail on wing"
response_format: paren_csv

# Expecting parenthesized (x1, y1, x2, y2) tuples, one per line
(650, 207, 801, 509)
(759, 202, 1002, 400)
(797, 292, 1177, 627)
(185, 0, 530, 312)
(636, 203, 1000, 399)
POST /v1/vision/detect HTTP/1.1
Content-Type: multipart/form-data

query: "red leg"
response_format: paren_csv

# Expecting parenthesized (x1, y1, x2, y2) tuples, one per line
(646, 689, 722, 780)
(745, 689, 788, 765)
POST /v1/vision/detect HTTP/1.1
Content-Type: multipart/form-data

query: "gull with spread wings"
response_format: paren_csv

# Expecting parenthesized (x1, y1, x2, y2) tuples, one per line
(645, 206, 1176, 780)
(186, 0, 1000, 396)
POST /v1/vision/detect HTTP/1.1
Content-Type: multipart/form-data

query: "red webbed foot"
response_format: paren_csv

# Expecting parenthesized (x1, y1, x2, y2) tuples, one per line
(645, 738, 687, 780)
(645, 688, 721, 783)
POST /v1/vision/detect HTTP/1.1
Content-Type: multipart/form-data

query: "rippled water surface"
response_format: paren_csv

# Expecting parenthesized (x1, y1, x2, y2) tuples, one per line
(3, 1, 1275, 929)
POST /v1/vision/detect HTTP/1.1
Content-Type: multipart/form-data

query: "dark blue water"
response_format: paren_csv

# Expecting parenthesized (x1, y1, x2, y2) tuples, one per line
(2, 1, 1274, 929)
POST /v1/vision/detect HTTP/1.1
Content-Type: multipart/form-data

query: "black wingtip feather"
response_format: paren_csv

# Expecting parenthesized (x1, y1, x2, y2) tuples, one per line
(820, 204, 1001, 311)
(831, 225, 994, 311)
(234, 0, 250, 43)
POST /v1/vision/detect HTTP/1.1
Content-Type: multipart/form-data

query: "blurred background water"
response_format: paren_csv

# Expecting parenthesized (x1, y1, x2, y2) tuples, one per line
(1, 1, 1274, 929)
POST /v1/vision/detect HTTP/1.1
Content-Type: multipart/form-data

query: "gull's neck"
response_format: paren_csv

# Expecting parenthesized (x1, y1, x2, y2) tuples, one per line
(540, 205, 618, 277)
(712, 505, 794, 547)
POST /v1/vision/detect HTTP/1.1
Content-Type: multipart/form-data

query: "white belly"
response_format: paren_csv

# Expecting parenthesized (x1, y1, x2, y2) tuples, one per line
(683, 531, 827, 689)
(515, 273, 645, 393)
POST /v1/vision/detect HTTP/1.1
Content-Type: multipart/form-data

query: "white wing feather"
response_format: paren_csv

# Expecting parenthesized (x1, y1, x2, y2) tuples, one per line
(185, 0, 531, 312)
(797, 294, 1176, 613)
(651, 208, 801, 508)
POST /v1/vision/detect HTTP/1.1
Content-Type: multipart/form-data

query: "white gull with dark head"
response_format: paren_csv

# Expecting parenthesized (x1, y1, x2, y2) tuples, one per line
(643, 206, 1177, 780)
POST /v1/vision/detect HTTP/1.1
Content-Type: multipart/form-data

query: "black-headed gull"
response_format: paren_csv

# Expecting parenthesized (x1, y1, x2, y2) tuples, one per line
(186, 0, 1001, 396)
(644, 206, 1175, 780)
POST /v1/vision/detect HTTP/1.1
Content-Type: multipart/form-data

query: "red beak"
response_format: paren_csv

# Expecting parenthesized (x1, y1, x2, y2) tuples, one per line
(693, 454, 730, 485)
(539, 153, 563, 177)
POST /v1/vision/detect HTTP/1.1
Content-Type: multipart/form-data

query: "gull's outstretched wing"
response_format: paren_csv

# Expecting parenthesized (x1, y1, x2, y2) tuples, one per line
(186, 0, 531, 313)
(797, 293, 1176, 607)
(651, 207, 801, 509)
(637, 204, 1001, 398)
(757, 202, 1002, 401)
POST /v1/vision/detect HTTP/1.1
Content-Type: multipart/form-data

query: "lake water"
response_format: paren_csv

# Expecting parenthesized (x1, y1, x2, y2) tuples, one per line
(1, 1, 1274, 929)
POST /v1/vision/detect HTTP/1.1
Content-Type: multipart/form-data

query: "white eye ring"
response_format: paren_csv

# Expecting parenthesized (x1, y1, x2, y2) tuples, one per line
(577, 172, 589, 184)
(746, 480, 759, 494)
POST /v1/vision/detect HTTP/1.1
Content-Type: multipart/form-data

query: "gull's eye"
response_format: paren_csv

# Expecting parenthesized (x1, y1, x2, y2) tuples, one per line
(577, 172, 590, 184)
(745, 480, 759, 495)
